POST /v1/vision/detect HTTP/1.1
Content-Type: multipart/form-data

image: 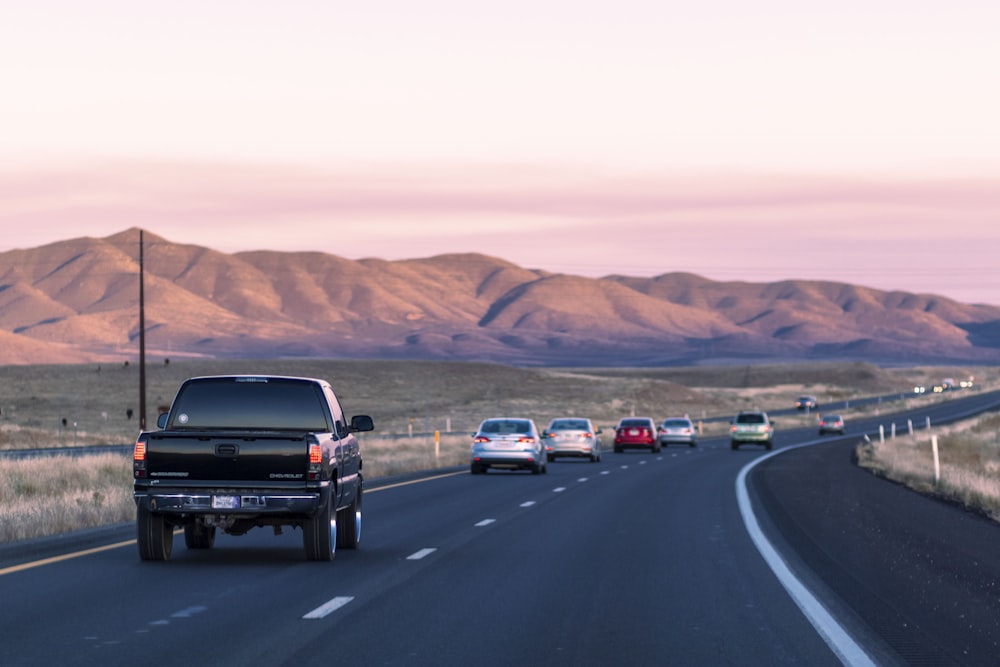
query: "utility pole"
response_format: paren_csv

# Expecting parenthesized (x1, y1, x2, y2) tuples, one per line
(139, 229, 147, 430)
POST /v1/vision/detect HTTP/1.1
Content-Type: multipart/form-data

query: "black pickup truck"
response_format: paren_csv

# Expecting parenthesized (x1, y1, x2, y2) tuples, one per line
(133, 375, 374, 561)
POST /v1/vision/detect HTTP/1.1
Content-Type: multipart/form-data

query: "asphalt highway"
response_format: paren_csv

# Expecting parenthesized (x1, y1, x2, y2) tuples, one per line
(2, 390, 999, 666)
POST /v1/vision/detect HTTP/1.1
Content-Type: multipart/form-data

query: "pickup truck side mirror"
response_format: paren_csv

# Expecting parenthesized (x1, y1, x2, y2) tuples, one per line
(348, 414, 375, 433)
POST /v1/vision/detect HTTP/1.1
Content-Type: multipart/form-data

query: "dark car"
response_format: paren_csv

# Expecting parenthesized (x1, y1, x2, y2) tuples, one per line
(614, 417, 659, 453)
(818, 414, 845, 435)
(795, 395, 818, 411)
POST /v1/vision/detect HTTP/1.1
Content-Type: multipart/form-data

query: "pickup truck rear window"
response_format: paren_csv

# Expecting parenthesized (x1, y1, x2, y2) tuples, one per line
(167, 378, 332, 431)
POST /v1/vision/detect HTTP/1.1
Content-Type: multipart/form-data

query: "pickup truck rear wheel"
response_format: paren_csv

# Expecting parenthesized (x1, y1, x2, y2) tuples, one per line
(184, 523, 216, 550)
(336, 486, 362, 550)
(137, 506, 173, 561)
(304, 498, 336, 561)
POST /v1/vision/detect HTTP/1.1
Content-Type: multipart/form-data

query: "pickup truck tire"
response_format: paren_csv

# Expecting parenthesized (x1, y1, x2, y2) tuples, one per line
(303, 498, 336, 561)
(336, 486, 362, 549)
(137, 507, 173, 561)
(184, 523, 216, 550)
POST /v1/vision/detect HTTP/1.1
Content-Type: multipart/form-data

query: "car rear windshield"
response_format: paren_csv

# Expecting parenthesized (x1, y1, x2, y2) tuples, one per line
(550, 419, 589, 430)
(619, 419, 650, 428)
(663, 419, 690, 427)
(736, 413, 766, 424)
(480, 420, 532, 434)
(167, 377, 331, 431)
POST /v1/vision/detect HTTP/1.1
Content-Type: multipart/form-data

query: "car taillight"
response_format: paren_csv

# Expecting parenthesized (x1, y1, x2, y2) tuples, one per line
(133, 436, 147, 478)
(474, 436, 490, 444)
(730, 425, 738, 433)
(308, 443, 322, 480)
(517, 436, 536, 444)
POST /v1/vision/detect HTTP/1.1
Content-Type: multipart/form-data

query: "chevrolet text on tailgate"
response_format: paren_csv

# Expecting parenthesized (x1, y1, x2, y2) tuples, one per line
(133, 375, 374, 561)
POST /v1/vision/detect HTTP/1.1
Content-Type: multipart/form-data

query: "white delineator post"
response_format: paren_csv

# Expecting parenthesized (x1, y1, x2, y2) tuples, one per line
(932, 435, 941, 486)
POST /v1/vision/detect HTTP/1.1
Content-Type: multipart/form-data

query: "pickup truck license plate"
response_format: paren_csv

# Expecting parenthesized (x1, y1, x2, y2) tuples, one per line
(212, 495, 240, 509)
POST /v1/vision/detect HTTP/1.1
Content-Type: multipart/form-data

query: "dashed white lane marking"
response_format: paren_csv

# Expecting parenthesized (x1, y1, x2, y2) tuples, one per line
(601, 470, 611, 475)
(303, 596, 354, 620)
(475, 519, 496, 527)
(577, 477, 589, 483)
(737, 449, 876, 667)
(520, 501, 536, 507)
(407, 548, 437, 560)
(553, 487, 566, 493)
(171, 606, 207, 619)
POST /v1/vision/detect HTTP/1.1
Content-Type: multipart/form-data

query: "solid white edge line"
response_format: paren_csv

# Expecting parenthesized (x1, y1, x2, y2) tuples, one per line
(303, 596, 354, 620)
(407, 548, 437, 560)
(736, 447, 876, 667)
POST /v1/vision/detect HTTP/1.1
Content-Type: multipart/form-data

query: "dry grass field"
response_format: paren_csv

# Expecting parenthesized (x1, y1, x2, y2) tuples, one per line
(856, 412, 1000, 521)
(1, 359, 997, 542)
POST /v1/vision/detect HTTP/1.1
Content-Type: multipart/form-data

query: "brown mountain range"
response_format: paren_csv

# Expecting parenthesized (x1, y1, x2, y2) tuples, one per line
(1, 228, 998, 366)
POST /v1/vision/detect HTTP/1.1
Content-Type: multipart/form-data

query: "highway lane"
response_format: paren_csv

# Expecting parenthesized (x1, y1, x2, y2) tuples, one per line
(748, 389, 1000, 666)
(2, 445, 840, 666)
(1, 389, 997, 666)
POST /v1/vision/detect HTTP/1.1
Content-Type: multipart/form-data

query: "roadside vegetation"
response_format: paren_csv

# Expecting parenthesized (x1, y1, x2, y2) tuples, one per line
(1, 359, 997, 542)
(856, 412, 1000, 521)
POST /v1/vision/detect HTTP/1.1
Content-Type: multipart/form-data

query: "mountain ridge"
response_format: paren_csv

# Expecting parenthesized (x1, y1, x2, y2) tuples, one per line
(1, 227, 998, 366)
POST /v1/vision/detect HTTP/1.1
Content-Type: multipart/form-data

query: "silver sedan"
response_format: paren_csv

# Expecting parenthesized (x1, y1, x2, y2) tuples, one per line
(657, 417, 698, 448)
(470, 418, 547, 475)
(542, 418, 602, 462)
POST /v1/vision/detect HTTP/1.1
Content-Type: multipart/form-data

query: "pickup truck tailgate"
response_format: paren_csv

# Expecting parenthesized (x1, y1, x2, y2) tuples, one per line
(145, 432, 311, 483)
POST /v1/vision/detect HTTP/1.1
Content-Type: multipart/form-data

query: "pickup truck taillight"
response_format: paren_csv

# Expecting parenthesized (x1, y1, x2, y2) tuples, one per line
(308, 443, 322, 480)
(133, 435, 147, 478)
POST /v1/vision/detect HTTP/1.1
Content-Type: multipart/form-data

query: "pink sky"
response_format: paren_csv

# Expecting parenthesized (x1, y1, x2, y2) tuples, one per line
(2, 2, 998, 305)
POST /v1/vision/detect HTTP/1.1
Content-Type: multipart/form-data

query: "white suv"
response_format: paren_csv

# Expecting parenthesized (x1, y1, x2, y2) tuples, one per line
(730, 411, 774, 450)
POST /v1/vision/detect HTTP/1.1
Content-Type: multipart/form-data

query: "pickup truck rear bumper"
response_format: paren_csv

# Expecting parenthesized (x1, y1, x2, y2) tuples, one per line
(134, 488, 324, 516)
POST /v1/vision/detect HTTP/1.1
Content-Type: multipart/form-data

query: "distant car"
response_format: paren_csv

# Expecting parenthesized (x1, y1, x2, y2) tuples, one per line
(614, 417, 659, 453)
(795, 395, 818, 411)
(542, 418, 602, 462)
(818, 414, 845, 435)
(657, 417, 697, 448)
(470, 418, 547, 475)
(730, 411, 774, 450)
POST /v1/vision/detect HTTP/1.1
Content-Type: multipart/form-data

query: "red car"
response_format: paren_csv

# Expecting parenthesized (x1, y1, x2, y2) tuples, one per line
(614, 417, 659, 453)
